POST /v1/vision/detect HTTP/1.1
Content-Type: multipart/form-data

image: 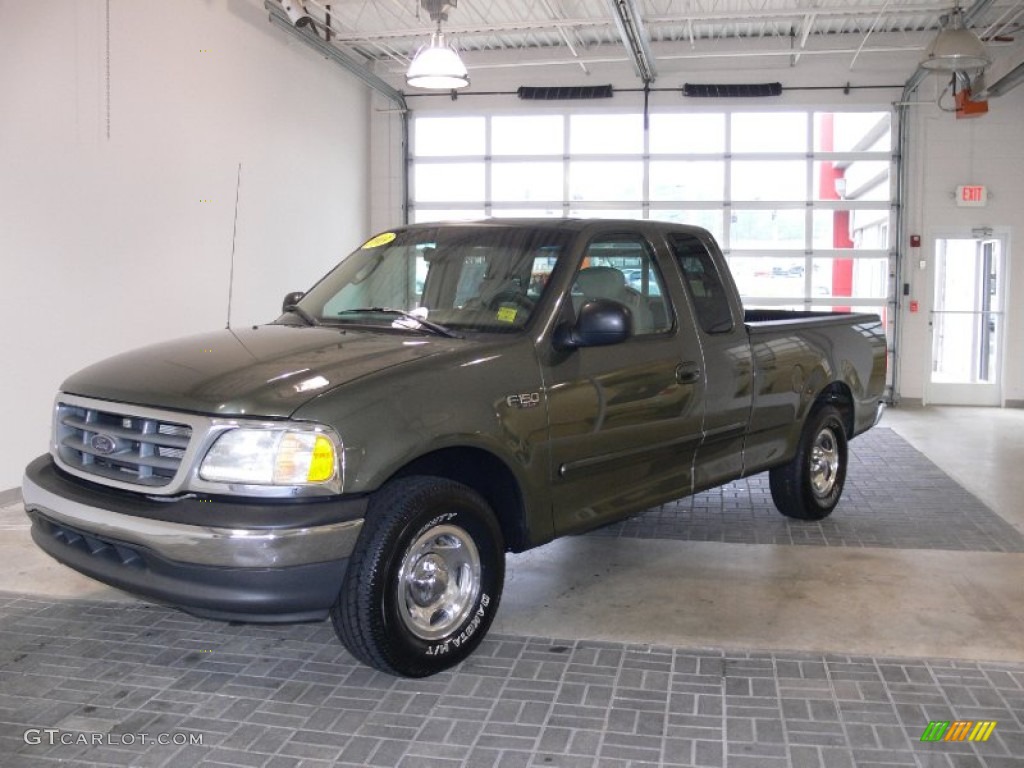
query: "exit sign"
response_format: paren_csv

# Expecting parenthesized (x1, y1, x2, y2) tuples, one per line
(957, 185, 988, 207)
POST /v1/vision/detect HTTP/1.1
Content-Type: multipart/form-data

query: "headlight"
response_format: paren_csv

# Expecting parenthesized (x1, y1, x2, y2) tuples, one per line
(199, 427, 340, 487)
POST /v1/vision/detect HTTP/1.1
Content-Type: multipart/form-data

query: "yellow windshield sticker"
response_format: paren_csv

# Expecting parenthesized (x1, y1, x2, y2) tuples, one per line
(496, 307, 518, 323)
(361, 232, 397, 249)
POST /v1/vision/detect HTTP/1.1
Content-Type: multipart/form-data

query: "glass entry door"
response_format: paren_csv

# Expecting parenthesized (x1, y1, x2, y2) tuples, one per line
(927, 235, 1005, 406)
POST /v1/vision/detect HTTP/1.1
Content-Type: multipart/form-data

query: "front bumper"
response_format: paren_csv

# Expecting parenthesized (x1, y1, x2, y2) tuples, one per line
(22, 455, 366, 622)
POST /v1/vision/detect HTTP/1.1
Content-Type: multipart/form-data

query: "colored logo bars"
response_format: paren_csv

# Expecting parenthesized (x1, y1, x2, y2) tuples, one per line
(920, 720, 997, 742)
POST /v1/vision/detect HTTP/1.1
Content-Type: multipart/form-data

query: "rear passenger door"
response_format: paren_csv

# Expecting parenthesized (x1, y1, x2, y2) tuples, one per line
(543, 232, 706, 534)
(665, 232, 754, 491)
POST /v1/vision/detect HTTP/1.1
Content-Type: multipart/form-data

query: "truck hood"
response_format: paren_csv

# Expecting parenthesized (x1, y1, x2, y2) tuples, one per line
(60, 325, 454, 418)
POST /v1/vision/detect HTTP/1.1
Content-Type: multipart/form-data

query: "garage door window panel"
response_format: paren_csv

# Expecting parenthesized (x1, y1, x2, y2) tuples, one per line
(732, 161, 807, 202)
(814, 112, 891, 152)
(732, 112, 808, 153)
(731, 210, 805, 250)
(492, 161, 563, 203)
(569, 161, 643, 202)
(492, 115, 564, 155)
(649, 113, 725, 154)
(415, 163, 485, 203)
(570, 114, 644, 154)
(650, 161, 724, 202)
(415, 117, 485, 157)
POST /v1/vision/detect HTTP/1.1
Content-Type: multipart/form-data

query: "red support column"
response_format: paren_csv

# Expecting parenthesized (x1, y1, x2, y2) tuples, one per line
(818, 113, 853, 312)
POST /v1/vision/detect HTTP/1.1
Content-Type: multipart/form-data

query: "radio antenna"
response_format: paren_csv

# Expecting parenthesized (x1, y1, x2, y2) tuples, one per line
(225, 162, 242, 329)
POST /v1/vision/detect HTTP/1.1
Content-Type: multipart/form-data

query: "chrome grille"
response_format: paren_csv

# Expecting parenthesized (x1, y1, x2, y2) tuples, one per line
(55, 402, 193, 488)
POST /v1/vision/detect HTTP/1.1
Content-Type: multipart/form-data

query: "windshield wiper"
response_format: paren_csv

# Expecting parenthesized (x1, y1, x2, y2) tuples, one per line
(337, 308, 460, 338)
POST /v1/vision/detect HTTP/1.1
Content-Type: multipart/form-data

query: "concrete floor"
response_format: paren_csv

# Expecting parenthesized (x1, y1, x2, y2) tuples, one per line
(3, 405, 1023, 663)
(497, 405, 1024, 662)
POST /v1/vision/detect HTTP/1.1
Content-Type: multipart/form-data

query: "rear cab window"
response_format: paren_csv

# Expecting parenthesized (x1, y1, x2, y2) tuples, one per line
(668, 234, 735, 334)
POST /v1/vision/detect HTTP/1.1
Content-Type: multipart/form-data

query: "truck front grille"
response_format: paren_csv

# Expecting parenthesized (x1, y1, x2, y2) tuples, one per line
(55, 402, 193, 488)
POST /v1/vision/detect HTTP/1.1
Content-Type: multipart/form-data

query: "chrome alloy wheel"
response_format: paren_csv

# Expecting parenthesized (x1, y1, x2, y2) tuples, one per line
(809, 426, 840, 498)
(396, 524, 481, 641)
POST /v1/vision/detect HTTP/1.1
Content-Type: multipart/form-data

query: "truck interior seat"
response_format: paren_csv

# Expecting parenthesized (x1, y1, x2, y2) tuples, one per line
(575, 266, 653, 333)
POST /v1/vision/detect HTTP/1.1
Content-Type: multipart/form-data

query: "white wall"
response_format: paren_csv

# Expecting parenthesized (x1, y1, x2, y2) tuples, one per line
(898, 81, 1024, 405)
(0, 0, 371, 490)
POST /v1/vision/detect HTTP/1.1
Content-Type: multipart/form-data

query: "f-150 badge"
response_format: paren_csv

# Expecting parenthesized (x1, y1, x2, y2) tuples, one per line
(506, 392, 541, 409)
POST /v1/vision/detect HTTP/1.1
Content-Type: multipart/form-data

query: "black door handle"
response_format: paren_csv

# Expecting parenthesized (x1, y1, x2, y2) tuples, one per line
(675, 362, 702, 384)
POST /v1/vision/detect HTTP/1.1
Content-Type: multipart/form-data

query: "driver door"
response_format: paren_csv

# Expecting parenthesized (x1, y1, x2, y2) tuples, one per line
(542, 232, 706, 534)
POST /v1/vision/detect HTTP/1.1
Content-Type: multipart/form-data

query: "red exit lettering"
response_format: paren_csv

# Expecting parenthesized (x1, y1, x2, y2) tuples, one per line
(956, 185, 987, 207)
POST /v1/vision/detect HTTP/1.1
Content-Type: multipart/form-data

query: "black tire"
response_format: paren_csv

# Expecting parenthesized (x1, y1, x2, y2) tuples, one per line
(769, 405, 848, 521)
(331, 476, 504, 677)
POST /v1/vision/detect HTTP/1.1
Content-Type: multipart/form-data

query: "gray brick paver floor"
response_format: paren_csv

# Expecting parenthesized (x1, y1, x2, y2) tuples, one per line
(1, 596, 1022, 767)
(589, 428, 1024, 552)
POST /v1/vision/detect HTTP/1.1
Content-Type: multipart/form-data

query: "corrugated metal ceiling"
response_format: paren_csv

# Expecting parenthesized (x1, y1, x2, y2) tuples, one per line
(291, 0, 1023, 72)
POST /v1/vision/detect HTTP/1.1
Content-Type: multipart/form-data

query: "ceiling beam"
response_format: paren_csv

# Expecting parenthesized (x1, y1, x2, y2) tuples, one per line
(850, 0, 893, 69)
(983, 58, 1024, 95)
(265, 1, 406, 110)
(963, 0, 1003, 25)
(437, 36, 931, 73)
(605, 0, 657, 83)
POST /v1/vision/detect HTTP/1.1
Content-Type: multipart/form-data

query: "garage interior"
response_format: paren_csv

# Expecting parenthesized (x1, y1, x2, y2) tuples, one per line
(2, 1, 1024, 767)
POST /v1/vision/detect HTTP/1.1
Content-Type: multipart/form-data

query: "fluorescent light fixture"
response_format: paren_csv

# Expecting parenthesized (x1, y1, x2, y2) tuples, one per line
(921, 8, 991, 72)
(406, 30, 469, 90)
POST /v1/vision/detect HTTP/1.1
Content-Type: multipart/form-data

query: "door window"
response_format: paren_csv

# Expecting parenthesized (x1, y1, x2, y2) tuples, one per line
(927, 235, 1005, 406)
(574, 236, 673, 335)
(932, 239, 1003, 382)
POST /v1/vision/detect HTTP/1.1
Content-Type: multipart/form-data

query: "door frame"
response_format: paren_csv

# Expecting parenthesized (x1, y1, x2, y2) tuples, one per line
(924, 228, 1010, 407)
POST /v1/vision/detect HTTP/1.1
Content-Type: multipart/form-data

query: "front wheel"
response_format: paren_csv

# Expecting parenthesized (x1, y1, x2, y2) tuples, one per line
(331, 476, 504, 677)
(769, 405, 848, 520)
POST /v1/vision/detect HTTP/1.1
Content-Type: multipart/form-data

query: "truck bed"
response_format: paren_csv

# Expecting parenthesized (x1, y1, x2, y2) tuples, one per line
(744, 308, 882, 332)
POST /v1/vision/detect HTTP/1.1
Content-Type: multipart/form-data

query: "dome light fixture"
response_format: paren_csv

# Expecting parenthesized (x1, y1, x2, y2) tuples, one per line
(920, 7, 991, 72)
(406, 23, 469, 90)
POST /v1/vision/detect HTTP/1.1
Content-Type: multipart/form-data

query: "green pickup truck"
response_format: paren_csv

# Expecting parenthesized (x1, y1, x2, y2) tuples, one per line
(23, 219, 886, 677)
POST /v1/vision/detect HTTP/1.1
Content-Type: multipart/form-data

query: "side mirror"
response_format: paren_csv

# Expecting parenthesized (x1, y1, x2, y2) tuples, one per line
(282, 291, 305, 313)
(554, 299, 632, 350)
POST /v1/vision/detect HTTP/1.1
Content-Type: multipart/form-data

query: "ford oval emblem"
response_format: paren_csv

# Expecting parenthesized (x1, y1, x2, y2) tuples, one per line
(90, 434, 117, 455)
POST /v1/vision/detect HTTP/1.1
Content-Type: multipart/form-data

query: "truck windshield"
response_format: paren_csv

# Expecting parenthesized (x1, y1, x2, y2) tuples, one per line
(292, 226, 571, 334)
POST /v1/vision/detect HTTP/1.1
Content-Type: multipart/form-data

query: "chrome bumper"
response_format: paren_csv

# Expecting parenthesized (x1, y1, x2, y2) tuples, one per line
(21, 473, 363, 569)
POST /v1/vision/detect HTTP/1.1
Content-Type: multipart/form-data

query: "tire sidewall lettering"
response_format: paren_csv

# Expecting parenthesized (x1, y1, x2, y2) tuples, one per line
(413, 511, 458, 540)
(385, 499, 501, 666)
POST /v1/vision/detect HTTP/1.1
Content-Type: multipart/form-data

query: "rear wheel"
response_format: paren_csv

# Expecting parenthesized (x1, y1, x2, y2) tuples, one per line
(769, 405, 848, 520)
(331, 476, 504, 677)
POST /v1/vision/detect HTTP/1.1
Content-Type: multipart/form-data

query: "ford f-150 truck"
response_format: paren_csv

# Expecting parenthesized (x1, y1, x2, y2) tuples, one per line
(23, 219, 886, 677)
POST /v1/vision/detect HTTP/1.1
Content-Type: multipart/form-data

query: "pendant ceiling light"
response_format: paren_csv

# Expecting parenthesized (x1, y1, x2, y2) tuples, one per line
(920, 7, 991, 72)
(406, 21, 469, 90)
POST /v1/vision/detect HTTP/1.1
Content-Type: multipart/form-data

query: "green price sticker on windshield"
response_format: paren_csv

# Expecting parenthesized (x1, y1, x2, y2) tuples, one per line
(361, 232, 396, 249)
(496, 307, 518, 323)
